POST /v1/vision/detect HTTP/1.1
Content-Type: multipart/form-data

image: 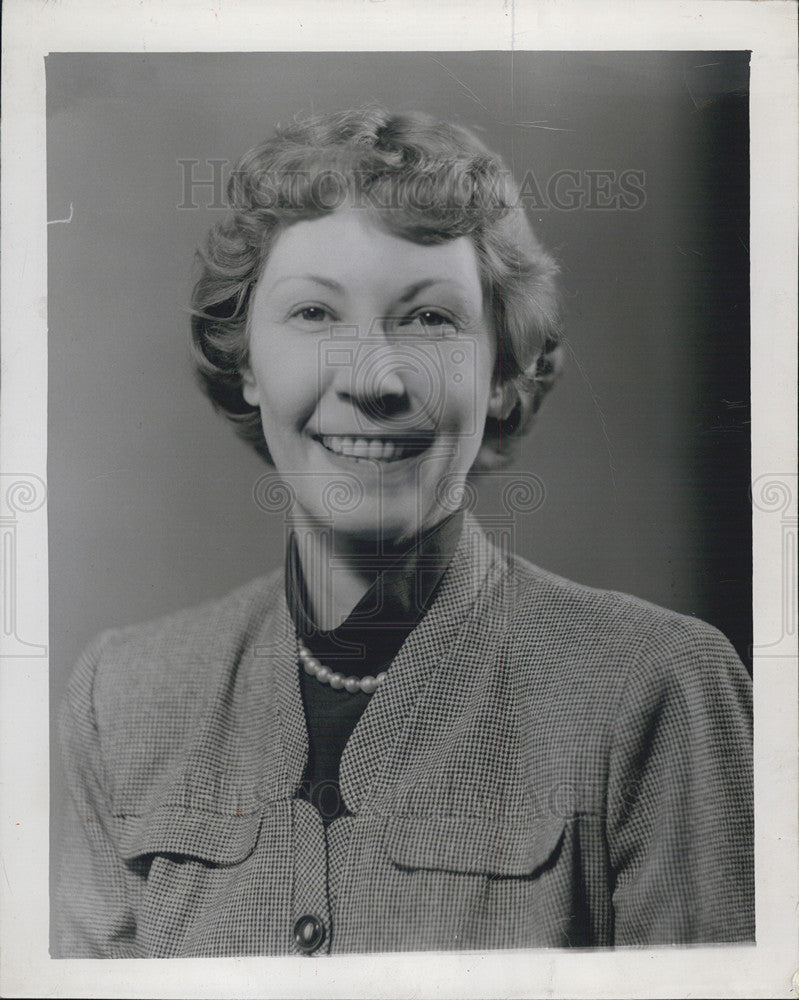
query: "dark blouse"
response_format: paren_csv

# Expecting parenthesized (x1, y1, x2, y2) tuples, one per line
(285, 510, 464, 823)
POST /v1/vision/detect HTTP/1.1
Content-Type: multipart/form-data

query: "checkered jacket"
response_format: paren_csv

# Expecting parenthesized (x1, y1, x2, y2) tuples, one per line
(53, 515, 754, 957)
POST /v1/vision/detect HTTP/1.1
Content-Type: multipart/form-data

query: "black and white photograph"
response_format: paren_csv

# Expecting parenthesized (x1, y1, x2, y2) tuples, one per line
(1, 1, 797, 998)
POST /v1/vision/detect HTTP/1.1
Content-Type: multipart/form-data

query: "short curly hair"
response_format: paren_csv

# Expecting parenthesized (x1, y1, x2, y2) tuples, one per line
(190, 106, 563, 467)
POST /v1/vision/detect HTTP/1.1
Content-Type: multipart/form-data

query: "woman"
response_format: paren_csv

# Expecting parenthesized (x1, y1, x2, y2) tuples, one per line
(54, 107, 753, 957)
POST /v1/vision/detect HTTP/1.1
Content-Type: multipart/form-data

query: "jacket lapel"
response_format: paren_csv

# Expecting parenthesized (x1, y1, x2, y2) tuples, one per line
(253, 583, 309, 797)
(338, 514, 500, 815)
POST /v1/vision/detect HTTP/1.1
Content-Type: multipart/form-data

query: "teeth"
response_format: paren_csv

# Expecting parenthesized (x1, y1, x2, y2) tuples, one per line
(318, 436, 418, 462)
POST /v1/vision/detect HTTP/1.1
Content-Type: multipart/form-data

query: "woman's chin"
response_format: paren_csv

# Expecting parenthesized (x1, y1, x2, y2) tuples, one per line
(318, 500, 445, 546)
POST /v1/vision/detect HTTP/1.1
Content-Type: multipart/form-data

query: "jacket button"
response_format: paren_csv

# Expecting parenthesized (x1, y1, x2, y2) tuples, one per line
(293, 914, 326, 954)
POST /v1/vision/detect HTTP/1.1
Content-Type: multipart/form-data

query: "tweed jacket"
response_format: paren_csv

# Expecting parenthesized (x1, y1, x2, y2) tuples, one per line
(53, 516, 754, 957)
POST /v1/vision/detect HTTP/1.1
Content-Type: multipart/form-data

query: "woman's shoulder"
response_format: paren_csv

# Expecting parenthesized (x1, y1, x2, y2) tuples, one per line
(481, 552, 751, 750)
(500, 550, 747, 684)
(59, 570, 286, 821)
(95, 569, 281, 653)
(64, 570, 284, 712)
(506, 551, 702, 627)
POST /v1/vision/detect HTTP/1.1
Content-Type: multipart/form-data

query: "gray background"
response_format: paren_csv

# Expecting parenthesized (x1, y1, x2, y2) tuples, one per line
(47, 51, 751, 842)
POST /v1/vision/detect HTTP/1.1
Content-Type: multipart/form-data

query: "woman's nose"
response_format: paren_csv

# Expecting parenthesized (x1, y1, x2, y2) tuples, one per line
(337, 340, 409, 419)
(328, 316, 408, 417)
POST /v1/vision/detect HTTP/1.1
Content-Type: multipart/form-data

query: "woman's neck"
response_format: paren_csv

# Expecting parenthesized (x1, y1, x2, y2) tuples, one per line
(290, 522, 394, 631)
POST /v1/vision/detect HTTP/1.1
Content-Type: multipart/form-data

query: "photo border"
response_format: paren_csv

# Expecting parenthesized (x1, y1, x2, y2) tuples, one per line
(1, 1, 796, 997)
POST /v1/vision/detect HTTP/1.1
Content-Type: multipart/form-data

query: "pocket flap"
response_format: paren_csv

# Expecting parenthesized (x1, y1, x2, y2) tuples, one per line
(113, 807, 262, 866)
(384, 814, 565, 877)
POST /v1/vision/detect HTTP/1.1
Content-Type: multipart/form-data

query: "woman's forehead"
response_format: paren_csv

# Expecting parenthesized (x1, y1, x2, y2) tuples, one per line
(257, 208, 484, 300)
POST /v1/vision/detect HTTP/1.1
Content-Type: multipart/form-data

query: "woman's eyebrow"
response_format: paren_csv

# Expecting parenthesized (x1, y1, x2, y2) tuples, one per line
(395, 279, 457, 303)
(265, 274, 345, 294)
(265, 275, 468, 300)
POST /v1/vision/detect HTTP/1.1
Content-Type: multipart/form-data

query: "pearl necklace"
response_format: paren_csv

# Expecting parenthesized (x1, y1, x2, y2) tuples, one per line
(297, 639, 388, 695)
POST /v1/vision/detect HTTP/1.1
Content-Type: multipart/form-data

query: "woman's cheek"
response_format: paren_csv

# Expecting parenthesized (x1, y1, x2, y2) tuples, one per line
(446, 339, 495, 437)
(253, 330, 323, 413)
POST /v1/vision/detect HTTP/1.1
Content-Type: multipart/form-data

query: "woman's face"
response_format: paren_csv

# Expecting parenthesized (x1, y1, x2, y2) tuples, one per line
(242, 207, 498, 542)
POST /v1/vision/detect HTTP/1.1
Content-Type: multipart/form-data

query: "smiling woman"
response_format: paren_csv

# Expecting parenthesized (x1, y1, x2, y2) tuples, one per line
(53, 107, 753, 957)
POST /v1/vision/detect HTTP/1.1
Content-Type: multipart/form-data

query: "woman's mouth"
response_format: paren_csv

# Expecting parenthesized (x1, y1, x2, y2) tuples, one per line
(315, 435, 432, 462)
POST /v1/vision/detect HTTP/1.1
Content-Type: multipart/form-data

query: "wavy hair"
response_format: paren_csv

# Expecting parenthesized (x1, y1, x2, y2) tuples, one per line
(190, 106, 564, 467)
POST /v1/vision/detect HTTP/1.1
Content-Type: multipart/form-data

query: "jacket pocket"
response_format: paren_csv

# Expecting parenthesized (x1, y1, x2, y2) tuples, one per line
(384, 814, 565, 878)
(113, 806, 263, 866)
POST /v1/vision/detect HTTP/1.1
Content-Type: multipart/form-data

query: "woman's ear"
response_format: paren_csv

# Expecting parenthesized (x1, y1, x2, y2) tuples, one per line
(487, 379, 516, 421)
(240, 367, 260, 407)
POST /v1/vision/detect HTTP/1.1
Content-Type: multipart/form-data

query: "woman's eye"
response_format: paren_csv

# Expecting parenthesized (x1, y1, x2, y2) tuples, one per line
(415, 310, 449, 327)
(292, 306, 330, 323)
(402, 309, 458, 333)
